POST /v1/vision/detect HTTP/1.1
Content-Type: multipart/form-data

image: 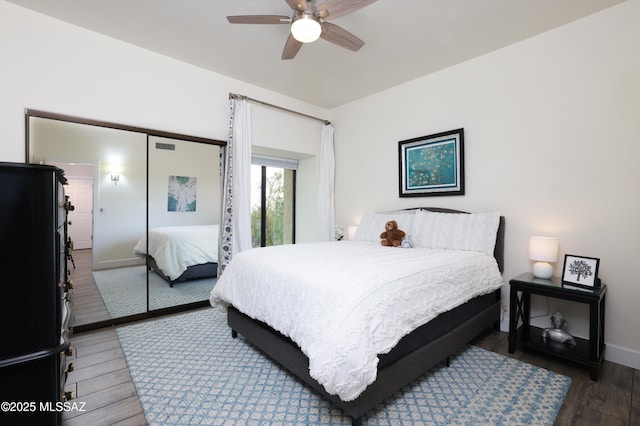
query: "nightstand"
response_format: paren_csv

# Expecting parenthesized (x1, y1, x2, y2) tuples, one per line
(508, 272, 606, 381)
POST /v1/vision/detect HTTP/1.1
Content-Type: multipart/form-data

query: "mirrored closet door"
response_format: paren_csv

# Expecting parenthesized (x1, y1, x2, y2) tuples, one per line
(147, 136, 221, 312)
(26, 110, 225, 331)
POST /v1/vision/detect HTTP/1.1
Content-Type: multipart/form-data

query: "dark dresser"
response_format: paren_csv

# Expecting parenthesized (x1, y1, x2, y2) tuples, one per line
(0, 162, 73, 425)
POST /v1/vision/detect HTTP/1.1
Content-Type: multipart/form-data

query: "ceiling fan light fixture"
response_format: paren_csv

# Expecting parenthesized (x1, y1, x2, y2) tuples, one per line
(291, 13, 321, 43)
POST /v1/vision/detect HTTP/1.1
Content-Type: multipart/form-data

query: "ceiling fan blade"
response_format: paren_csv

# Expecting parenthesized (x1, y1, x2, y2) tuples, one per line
(282, 34, 304, 59)
(316, 0, 377, 20)
(285, 0, 309, 12)
(320, 22, 364, 51)
(227, 15, 291, 24)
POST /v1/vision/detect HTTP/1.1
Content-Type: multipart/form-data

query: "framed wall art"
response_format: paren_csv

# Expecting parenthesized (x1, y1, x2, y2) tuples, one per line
(561, 254, 600, 288)
(398, 128, 465, 197)
(167, 175, 197, 212)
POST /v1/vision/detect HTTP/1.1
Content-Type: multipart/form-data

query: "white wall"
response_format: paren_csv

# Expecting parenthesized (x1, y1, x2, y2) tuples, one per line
(148, 136, 222, 228)
(331, 0, 640, 369)
(0, 0, 328, 242)
(250, 104, 326, 243)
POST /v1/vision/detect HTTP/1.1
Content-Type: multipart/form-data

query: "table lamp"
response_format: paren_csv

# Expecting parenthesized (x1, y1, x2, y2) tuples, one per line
(529, 236, 558, 279)
(347, 225, 358, 240)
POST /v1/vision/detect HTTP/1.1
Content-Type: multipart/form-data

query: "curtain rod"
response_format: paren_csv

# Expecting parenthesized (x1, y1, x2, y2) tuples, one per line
(229, 93, 330, 125)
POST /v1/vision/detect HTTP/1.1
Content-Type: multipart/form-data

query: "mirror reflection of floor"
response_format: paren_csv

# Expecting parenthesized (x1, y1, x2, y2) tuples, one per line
(70, 249, 216, 327)
(69, 248, 110, 326)
(92, 266, 215, 317)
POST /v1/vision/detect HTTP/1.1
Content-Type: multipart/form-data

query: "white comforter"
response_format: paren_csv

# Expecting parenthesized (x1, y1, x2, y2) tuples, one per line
(134, 225, 219, 280)
(209, 241, 504, 401)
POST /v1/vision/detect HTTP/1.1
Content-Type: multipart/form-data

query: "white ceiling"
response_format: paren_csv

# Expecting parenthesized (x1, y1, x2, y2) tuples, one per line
(7, 0, 625, 108)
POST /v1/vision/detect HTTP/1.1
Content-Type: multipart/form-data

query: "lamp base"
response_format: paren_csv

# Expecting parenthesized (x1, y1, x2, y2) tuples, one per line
(532, 261, 553, 279)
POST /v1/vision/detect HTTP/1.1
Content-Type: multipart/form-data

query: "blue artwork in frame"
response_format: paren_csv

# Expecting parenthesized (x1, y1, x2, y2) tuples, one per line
(167, 175, 197, 212)
(398, 128, 465, 197)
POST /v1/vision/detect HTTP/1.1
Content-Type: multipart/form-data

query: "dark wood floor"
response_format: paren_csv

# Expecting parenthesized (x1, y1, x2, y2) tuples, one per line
(69, 249, 110, 326)
(63, 248, 144, 425)
(62, 250, 640, 426)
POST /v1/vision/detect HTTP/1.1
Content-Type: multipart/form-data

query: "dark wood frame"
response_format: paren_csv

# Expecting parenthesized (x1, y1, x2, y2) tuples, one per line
(398, 129, 465, 197)
(226, 208, 504, 425)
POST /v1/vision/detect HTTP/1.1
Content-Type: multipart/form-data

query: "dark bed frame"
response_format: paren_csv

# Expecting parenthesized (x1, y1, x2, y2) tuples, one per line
(146, 255, 217, 287)
(226, 208, 505, 425)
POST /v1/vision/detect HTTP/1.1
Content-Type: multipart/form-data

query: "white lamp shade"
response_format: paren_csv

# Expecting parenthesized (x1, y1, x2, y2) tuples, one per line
(291, 14, 322, 43)
(529, 236, 559, 262)
(529, 236, 558, 279)
(347, 225, 358, 240)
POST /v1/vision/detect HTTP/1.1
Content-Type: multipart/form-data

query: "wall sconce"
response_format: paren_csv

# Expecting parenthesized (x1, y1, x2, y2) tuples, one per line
(110, 173, 120, 185)
(529, 236, 559, 279)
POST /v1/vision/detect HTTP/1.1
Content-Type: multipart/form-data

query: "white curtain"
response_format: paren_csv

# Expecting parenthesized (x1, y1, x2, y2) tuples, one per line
(231, 99, 252, 254)
(219, 96, 252, 273)
(316, 123, 336, 241)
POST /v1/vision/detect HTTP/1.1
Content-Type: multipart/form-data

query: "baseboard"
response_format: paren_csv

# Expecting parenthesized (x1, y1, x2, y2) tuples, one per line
(94, 257, 145, 270)
(604, 343, 640, 370)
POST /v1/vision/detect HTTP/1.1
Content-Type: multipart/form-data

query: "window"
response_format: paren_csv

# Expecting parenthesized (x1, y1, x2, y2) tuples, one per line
(251, 156, 296, 248)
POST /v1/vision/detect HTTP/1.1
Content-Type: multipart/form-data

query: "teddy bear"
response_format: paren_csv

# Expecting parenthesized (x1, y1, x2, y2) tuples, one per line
(380, 220, 406, 247)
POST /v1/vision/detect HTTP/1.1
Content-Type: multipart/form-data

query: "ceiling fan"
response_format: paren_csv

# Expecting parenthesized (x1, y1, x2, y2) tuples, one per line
(227, 0, 377, 60)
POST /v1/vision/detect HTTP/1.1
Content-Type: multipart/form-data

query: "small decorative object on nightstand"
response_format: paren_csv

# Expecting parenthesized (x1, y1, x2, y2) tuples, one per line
(509, 273, 606, 381)
(529, 236, 559, 279)
(541, 311, 576, 346)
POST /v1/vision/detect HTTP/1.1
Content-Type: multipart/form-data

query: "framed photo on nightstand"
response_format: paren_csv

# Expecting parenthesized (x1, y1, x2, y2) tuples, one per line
(561, 254, 600, 288)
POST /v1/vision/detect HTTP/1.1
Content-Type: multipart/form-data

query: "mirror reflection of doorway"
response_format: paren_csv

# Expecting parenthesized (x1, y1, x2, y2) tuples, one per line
(50, 162, 112, 325)
(53, 163, 94, 250)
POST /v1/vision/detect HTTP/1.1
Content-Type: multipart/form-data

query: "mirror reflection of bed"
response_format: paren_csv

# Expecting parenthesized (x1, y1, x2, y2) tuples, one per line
(134, 225, 219, 288)
(26, 111, 224, 330)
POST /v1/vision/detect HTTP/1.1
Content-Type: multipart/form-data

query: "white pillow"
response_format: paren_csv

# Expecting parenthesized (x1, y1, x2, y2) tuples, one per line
(353, 211, 415, 242)
(411, 210, 500, 255)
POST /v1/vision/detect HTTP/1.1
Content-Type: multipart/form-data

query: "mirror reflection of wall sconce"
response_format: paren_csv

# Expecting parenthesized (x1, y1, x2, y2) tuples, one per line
(109, 163, 122, 186)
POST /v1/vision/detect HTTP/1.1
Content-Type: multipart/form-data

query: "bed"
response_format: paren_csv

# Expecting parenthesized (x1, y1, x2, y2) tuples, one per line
(133, 224, 219, 287)
(209, 208, 505, 425)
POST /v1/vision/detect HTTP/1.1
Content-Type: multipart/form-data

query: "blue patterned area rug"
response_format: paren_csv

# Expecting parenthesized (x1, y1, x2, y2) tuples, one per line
(93, 266, 215, 318)
(116, 308, 570, 425)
